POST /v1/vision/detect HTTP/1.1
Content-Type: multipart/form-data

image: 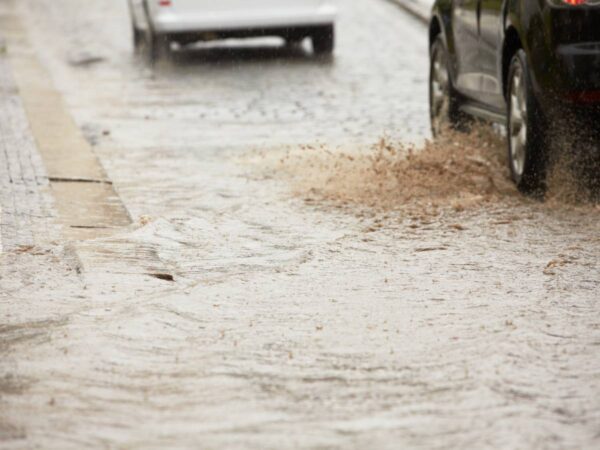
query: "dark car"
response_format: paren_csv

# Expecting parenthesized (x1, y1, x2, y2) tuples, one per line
(429, 0, 600, 193)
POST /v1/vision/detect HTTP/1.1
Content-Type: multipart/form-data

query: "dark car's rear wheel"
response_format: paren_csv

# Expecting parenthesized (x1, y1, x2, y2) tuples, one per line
(429, 37, 469, 137)
(312, 25, 334, 55)
(507, 49, 547, 194)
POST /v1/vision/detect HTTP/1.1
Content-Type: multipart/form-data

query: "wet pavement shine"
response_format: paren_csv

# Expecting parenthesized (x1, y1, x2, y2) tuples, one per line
(1, 0, 600, 449)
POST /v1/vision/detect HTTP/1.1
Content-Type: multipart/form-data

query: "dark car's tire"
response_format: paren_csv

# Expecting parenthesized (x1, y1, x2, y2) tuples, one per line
(429, 36, 470, 137)
(507, 49, 547, 194)
(312, 25, 334, 55)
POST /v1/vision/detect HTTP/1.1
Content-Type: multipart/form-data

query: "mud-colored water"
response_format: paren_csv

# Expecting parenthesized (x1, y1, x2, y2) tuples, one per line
(252, 125, 600, 222)
(253, 127, 516, 214)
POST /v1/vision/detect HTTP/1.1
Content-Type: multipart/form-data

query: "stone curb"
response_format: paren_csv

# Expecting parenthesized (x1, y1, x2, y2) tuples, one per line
(2, 13, 132, 243)
(0, 35, 59, 252)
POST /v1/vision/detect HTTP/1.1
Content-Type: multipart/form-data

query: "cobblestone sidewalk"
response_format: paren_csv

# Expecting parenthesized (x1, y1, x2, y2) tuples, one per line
(0, 46, 58, 252)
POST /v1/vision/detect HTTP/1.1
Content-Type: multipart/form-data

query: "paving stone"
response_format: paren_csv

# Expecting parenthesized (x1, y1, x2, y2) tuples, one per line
(0, 52, 57, 251)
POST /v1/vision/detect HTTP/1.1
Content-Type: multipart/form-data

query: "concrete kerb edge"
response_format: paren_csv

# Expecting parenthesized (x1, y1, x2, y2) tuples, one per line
(1, 14, 131, 244)
(385, 0, 430, 25)
(0, 32, 59, 251)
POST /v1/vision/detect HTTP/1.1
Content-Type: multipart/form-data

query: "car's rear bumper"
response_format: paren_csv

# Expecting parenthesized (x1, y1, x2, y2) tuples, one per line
(151, 7, 336, 34)
(162, 25, 333, 45)
(532, 3, 600, 106)
(532, 41, 600, 112)
(556, 42, 600, 91)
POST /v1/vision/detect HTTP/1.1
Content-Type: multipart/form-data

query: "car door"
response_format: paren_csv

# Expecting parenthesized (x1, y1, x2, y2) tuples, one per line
(478, 0, 505, 109)
(452, 0, 481, 98)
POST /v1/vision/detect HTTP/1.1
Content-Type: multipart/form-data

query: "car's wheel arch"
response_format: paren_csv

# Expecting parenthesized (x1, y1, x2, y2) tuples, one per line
(429, 1, 455, 51)
(429, 4, 458, 84)
(429, 15, 443, 49)
(501, 24, 524, 101)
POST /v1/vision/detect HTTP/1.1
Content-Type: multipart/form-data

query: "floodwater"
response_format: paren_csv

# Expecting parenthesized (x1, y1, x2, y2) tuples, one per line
(1, 0, 600, 448)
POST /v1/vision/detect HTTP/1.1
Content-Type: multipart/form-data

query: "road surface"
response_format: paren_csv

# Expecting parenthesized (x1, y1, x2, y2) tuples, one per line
(1, 0, 599, 448)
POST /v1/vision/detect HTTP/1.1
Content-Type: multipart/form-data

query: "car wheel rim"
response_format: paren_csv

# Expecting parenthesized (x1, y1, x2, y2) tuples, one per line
(509, 65, 527, 179)
(430, 47, 450, 136)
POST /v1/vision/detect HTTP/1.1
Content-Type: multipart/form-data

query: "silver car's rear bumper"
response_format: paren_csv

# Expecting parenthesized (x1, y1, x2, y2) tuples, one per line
(148, 6, 336, 34)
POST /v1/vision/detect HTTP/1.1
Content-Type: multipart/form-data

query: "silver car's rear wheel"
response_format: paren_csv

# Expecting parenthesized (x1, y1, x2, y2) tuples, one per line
(312, 25, 334, 55)
(143, 30, 170, 63)
(132, 25, 143, 53)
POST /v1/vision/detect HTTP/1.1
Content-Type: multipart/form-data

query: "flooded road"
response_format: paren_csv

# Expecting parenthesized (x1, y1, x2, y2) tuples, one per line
(1, 0, 600, 448)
